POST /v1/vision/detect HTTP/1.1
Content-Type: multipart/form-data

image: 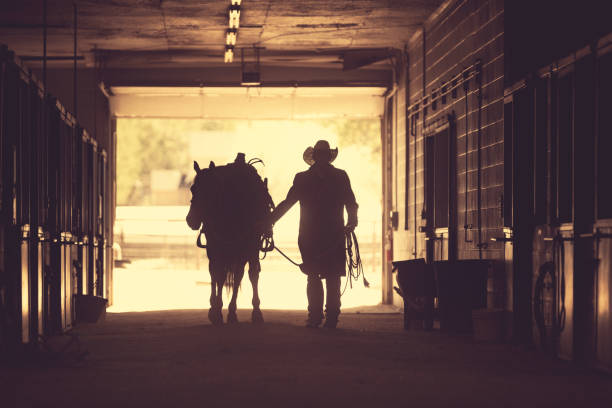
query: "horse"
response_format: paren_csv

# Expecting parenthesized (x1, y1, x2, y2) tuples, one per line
(186, 153, 274, 325)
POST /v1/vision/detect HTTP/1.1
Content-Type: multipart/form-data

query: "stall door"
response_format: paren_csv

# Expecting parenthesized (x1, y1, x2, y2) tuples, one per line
(594, 48, 612, 373)
(505, 83, 535, 345)
(424, 119, 455, 263)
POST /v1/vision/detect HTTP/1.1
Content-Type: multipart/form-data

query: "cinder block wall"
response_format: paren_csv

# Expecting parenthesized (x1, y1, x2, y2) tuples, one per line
(393, 0, 505, 262)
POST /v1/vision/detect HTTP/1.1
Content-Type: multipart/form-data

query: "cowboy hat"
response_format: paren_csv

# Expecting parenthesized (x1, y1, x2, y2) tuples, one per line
(303, 140, 338, 166)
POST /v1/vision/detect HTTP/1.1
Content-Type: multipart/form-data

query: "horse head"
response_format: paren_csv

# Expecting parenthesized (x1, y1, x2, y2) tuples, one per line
(186, 160, 216, 230)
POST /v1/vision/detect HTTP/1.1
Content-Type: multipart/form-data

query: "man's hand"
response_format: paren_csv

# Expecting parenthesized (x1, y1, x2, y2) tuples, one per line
(344, 222, 357, 234)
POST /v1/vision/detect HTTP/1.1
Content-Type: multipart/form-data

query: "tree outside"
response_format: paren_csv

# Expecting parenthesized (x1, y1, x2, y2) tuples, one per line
(116, 119, 232, 206)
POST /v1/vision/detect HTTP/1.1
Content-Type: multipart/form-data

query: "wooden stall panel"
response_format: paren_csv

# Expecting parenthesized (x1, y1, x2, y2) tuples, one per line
(593, 42, 612, 373)
(87, 138, 96, 295)
(63, 235, 73, 330)
(595, 225, 612, 372)
(558, 227, 574, 361)
(35, 227, 43, 337)
(1, 44, 109, 343)
(96, 150, 106, 297)
(596, 52, 612, 220)
(81, 238, 89, 296)
(20, 225, 30, 343)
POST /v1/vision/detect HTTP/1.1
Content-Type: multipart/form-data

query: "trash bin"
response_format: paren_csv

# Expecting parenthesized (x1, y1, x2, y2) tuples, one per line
(434, 260, 488, 332)
(75, 294, 107, 323)
(392, 259, 435, 330)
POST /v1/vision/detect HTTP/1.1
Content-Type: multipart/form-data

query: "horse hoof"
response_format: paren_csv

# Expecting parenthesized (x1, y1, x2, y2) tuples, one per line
(252, 309, 264, 324)
(227, 311, 239, 324)
(208, 308, 223, 326)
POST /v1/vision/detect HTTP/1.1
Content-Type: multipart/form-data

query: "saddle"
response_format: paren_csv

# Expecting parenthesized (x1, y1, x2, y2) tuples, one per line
(196, 153, 274, 249)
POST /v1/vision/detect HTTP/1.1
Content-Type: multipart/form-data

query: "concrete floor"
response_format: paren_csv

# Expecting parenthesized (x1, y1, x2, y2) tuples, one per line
(2, 309, 611, 408)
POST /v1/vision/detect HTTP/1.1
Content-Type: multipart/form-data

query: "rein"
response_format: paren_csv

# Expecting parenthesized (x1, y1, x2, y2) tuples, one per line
(262, 231, 369, 294)
(196, 228, 207, 248)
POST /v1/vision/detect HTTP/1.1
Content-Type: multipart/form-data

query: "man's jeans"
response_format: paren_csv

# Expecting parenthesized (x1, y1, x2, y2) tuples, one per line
(307, 274, 341, 324)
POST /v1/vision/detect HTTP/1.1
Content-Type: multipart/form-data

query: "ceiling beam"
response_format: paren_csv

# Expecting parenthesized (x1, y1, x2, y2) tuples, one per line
(99, 66, 392, 88)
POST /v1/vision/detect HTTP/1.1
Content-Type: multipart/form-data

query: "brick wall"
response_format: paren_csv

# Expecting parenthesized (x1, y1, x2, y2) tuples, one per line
(393, 0, 505, 262)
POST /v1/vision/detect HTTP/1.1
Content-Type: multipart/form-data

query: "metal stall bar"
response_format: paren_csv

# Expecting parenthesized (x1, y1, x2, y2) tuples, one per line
(98, 149, 107, 299)
(90, 139, 99, 296)
(79, 130, 90, 296)
(87, 137, 97, 295)
(59, 102, 76, 330)
(46, 97, 61, 334)
(0, 46, 5, 349)
(28, 76, 45, 340)
(1, 50, 34, 345)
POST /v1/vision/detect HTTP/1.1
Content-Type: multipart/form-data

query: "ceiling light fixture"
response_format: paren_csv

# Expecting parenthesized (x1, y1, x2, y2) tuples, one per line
(226, 28, 237, 46)
(241, 47, 261, 86)
(229, 3, 241, 29)
(224, 0, 242, 63)
(224, 46, 234, 63)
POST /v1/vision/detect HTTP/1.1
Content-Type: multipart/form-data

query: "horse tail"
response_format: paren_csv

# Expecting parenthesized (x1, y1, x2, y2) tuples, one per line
(224, 268, 235, 294)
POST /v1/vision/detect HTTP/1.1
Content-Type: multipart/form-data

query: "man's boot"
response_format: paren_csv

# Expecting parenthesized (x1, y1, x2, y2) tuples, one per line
(307, 274, 324, 328)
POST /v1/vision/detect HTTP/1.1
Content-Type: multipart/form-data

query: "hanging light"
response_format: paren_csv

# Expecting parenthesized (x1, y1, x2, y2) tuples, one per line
(229, 3, 241, 29)
(226, 28, 237, 46)
(225, 1, 241, 62)
(224, 45, 234, 63)
(240, 47, 261, 86)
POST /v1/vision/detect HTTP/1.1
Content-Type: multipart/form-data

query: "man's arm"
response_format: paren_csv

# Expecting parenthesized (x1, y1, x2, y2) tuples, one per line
(269, 175, 300, 225)
(342, 171, 358, 232)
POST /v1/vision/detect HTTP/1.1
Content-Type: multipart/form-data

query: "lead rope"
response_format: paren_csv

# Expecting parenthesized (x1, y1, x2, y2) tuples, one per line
(261, 231, 369, 296)
(342, 230, 369, 295)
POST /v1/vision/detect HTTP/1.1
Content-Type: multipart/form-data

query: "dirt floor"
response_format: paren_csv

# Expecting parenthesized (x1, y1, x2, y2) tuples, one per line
(2, 308, 611, 408)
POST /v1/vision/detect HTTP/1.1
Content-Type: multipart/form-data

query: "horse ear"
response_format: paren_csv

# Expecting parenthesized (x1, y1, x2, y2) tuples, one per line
(209, 161, 216, 169)
(194, 161, 201, 172)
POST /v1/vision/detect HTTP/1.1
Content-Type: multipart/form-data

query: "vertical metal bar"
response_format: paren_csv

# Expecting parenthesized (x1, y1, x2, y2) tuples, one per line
(419, 26, 426, 258)
(0, 50, 5, 214)
(37, 229, 43, 336)
(21, 227, 30, 343)
(422, 27, 426, 99)
(404, 48, 410, 233)
(42, 0, 48, 233)
(477, 65, 483, 258)
(395, 87, 400, 217)
(93, 52, 96, 140)
(413, 114, 417, 257)
(73, 2, 77, 119)
(464, 76, 471, 243)
(593, 50, 599, 221)
(546, 70, 553, 226)
(43, 0, 47, 95)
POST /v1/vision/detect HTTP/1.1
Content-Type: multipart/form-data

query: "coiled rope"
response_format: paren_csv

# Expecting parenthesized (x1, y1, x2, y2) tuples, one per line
(260, 230, 369, 296)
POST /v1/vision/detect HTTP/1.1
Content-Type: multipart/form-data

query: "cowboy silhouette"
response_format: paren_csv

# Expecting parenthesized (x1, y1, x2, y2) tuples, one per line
(269, 140, 358, 328)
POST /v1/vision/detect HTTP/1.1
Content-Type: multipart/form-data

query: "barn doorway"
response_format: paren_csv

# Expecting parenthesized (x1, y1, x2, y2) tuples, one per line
(108, 86, 385, 312)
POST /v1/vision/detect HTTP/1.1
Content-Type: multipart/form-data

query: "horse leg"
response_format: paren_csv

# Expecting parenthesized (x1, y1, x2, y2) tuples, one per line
(208, 277, 220, 325)
(208, 261, 225, 326)
(249, 258, 264, 324)
(227, 262, 245, 324)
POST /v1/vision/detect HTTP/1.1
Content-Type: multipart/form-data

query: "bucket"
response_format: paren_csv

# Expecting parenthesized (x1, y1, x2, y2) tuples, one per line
(75, 294, 107, 323)
(472, 308, 505, 342)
